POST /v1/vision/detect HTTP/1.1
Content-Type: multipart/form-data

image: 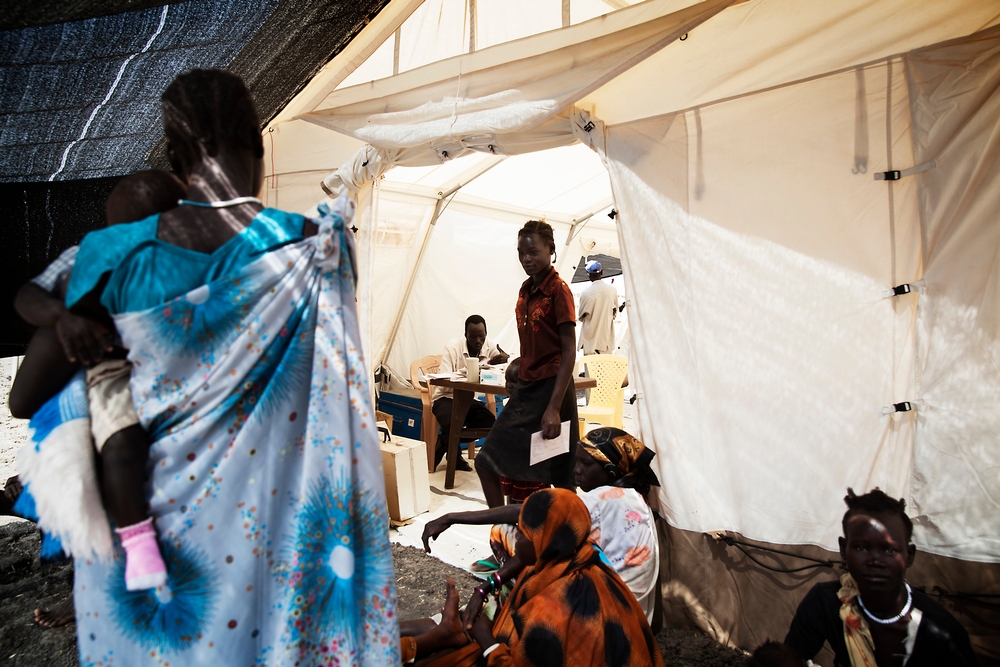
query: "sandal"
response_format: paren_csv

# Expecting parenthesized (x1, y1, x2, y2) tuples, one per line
(469, 556, 499, 573)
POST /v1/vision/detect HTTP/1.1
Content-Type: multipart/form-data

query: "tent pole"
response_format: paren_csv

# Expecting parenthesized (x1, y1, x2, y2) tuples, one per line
(269, 0, 426, 125)
(379, 156, 505, 368)
(554, 197, 614, 274)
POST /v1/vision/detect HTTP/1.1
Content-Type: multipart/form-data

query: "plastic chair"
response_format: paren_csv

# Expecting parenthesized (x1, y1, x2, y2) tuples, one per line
(410, 354, 441, 472)
(577, 354, 628, 429)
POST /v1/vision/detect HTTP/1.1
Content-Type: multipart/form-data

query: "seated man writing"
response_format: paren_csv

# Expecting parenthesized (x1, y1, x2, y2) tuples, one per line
(431, 315, 508, 472)
(784, 488, 977, 666)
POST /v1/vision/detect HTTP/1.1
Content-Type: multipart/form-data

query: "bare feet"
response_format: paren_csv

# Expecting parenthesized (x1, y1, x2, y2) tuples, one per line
(4, 475, 23, 503)
(435, 579, 470, 649)
(2, 475, 23, 515)
(34, 598, 75, 628)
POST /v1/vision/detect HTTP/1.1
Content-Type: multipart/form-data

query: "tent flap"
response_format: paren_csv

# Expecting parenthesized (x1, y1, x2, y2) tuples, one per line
(300, 0, 734, 151)
(907, 28, 1000, 563)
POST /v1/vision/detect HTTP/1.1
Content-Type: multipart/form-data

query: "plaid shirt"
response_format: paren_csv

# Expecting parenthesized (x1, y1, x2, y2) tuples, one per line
(31, 245, 79, 293)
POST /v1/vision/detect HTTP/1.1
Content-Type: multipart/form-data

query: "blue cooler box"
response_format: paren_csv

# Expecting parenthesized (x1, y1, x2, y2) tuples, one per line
(377, 389, 424, 441)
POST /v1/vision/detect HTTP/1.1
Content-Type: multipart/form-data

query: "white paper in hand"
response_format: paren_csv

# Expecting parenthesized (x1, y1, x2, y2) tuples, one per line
(529, 420, 571, 466)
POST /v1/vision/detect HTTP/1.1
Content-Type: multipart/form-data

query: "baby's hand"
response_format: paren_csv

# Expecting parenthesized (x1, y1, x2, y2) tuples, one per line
(56, 312, 112, 366)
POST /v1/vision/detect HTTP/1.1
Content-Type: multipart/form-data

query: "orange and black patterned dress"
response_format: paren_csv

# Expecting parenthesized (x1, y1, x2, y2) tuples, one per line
(428, 488, 665, 667)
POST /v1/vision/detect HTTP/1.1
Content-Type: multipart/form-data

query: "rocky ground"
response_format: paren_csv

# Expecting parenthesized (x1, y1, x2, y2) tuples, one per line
(0, 528, 746, 667)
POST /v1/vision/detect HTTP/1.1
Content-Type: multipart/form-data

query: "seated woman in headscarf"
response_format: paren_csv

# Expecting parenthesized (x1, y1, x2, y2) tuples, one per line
(418, 488, 665, 667)
(422, 427, 660, 622)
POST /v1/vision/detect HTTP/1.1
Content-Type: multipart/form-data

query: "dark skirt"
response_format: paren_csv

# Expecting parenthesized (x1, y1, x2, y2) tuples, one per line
(475, 375, 579, 486)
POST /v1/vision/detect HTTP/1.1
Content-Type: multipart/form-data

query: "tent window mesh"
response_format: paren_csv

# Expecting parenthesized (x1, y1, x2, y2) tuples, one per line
(375, 215, 420, 246)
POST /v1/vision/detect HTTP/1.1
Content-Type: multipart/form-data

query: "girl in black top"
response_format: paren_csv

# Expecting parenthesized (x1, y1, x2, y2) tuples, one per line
(784, 488, 976, 666)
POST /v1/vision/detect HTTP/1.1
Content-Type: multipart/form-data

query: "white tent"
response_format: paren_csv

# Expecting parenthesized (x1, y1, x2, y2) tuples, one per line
(260, 0, 1000, 659)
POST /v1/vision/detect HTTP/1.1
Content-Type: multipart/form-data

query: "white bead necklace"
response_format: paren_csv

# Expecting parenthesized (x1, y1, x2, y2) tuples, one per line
(178, 196, 262, 208)
(857, 581, 913, 625)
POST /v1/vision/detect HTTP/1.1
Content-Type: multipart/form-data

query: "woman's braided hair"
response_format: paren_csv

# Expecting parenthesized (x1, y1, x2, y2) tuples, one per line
(842, 487, 913, 541)
(161, 69, 264, 175)
(518, 220, 556, 261)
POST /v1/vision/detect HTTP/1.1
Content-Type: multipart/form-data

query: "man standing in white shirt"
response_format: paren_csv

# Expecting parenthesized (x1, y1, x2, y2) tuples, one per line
(431, 315, 509, 472)
(577, 260, 619, 355)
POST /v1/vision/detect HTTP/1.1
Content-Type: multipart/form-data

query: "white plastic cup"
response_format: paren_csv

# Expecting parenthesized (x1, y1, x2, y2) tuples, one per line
(466, 358, 480, 383)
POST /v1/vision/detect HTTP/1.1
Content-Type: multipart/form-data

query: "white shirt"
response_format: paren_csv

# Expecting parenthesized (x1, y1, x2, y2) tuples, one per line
(579, 486, 659, 623)
(431, 336, 503, 402)
(578, 279, 618, 354)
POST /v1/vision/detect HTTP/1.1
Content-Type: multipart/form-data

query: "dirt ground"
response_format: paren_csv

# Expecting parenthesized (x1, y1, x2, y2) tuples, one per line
(0, 525, 746, 667)
(391, 544, 746, 665)
(0, 522, 78, 667)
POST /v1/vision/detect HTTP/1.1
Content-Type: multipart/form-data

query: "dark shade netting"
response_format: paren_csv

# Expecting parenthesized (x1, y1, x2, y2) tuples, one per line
(0, 1, 280, 183)
(0, 0, 388, 349)
(0, 1, 189, 31)
(571, 253, 623, 283)
(0, 177, 121, 350)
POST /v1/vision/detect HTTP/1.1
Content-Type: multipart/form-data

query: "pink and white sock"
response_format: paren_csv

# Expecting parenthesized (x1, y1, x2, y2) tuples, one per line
(115, 518, 167, 591)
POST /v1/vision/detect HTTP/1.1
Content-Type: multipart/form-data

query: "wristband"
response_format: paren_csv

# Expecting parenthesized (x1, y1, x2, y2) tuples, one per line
(491, 572, 502, 592)
(403, 636, 417, 664)
(475, 586, 489, 598)
(483, 643, 501, 658)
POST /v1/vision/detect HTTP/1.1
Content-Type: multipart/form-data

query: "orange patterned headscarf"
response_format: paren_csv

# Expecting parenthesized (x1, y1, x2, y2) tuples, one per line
(427, 490, 664, 667)
(516, 486, 593, 571)
(487, 489, 664, 667)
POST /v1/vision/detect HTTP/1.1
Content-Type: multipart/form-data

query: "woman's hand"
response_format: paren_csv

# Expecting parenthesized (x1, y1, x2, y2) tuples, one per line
(421, 514, 453, 552)
(56, 311, 111, 366)
(541, 406, 562, 439)
(461, 587, 487, 632)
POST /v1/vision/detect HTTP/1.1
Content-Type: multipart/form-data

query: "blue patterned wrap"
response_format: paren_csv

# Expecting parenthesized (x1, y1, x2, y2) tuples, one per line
(74, 205, 399, 666)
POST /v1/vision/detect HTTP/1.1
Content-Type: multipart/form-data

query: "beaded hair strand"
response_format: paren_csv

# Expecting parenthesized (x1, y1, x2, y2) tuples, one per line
(518, 219, 557, 261)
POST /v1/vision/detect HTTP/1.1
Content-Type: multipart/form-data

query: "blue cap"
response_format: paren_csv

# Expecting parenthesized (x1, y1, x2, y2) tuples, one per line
(586, 260, 602, 273)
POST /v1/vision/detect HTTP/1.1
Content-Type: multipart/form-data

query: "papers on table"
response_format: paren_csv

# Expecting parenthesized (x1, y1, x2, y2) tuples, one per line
(424, 372, 464, 380)
(529, 420, 572, 466)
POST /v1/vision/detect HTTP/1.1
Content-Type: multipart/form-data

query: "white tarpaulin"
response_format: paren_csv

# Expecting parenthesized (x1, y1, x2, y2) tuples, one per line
(906, 30, 1000, 562)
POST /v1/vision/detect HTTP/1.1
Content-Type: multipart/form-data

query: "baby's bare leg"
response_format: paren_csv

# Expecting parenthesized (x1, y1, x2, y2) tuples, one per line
(8, 328, 78, 419)
(101, 424, 167, 591)
(99, 425, 149, 527)
(89, 362, 166, 590)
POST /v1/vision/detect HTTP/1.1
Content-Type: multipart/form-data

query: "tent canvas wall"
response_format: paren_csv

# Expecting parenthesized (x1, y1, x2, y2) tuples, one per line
(266, 0, 1000, 661)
